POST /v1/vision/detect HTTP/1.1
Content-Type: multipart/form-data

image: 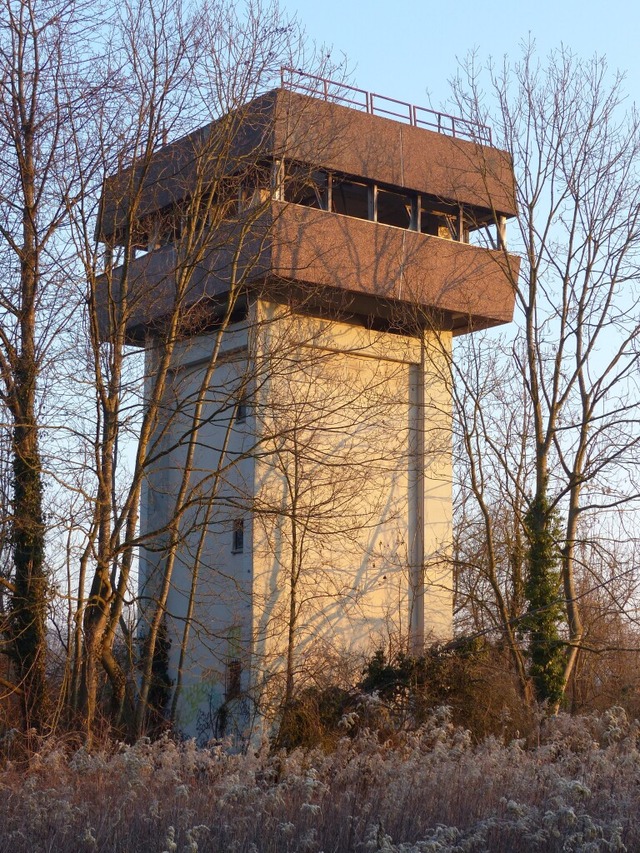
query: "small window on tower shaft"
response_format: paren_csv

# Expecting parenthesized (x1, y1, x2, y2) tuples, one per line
(235, 394, 247, 423)
(232, 518, 244, 554)
(226, 659, 242, 700)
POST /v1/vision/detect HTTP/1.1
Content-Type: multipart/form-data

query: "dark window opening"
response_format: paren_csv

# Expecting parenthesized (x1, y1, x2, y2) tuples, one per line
(377, 189, 413, 229)
(235, 393, 247, 423)
(130, 214, 160, 257)
(225, 659, 242, 700)
(331, 179, 370, 220)
(232, 518, 244, 553)
(239, 165, 271, 211)
(132, 206, 184, 253)
(419, 201, 454, 239)
(182, 181, 238, 237)
(284, 166, 328, 209)
(419, 200, 472, 242)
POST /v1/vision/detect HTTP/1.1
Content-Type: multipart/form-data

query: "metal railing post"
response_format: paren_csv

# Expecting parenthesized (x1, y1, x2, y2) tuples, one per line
(278, 67, 493, 146)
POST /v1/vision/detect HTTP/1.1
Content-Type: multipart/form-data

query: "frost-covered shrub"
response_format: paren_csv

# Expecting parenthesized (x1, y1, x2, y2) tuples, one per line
(0, 710, 639, 852)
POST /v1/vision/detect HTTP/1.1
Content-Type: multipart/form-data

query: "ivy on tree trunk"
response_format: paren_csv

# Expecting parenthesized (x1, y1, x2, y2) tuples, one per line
(523, 492, 565, 708)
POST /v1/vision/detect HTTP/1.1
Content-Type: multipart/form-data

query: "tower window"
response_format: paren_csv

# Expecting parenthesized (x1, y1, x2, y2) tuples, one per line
(235, 394, 247, 423)
(280, 160, 480, 244)
(284, 166, 328, 209)
(331, 179, 370, 220)
(232, 518, 244, 553)
(210, 177, 241, 221)
(376, 188, 414, 229)
(239, 165, 271, 211)
(225, 658, 242, 700)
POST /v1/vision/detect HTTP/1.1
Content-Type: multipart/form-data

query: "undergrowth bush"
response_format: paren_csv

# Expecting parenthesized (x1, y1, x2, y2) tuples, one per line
(276, 641, 534, 750)
(1, 707, 639, 852)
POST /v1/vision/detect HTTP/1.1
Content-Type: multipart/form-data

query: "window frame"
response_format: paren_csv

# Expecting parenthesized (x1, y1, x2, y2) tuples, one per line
(231, 517, 245, 554)
(235, 393, 247, 424)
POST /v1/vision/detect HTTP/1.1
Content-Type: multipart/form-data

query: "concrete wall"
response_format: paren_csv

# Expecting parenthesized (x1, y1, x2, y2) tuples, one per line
(139, 322, 255, 738)
(139, 301, 452, 740)
(250, 304, 452, 711)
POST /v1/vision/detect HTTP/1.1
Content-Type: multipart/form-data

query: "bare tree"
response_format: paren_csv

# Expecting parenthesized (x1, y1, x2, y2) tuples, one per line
(0, 0, 343, 741)
(0, 0, 109, 731)
(68, 0, 348, 741)
(450, 45, 640, 707)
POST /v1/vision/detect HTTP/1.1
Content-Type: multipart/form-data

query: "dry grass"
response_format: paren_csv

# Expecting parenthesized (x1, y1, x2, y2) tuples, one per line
(0, 707, 637, 852)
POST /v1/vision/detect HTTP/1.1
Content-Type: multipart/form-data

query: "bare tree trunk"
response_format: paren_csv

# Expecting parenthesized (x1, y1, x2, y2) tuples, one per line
(5, 53, 49, 734)
(450, 45, 640, 710)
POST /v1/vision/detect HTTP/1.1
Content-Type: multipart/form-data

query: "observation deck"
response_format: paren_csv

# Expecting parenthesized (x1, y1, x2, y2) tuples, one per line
(96, 73, 519, 342)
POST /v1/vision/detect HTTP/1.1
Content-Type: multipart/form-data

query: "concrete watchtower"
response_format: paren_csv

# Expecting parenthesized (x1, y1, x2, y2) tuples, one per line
(97, 70, 519, 739)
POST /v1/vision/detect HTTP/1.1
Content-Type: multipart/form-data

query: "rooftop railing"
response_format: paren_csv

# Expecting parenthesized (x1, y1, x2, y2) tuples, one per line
(280, 67, 493, 147)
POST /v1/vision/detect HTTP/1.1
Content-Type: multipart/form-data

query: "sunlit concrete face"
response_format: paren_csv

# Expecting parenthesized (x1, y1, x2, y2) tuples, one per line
(139, 302, 453, 739)
(251, 305, 453, 708)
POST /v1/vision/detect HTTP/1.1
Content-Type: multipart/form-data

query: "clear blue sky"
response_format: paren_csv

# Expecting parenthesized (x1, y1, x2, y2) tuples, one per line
(279, 0, 639, 112)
